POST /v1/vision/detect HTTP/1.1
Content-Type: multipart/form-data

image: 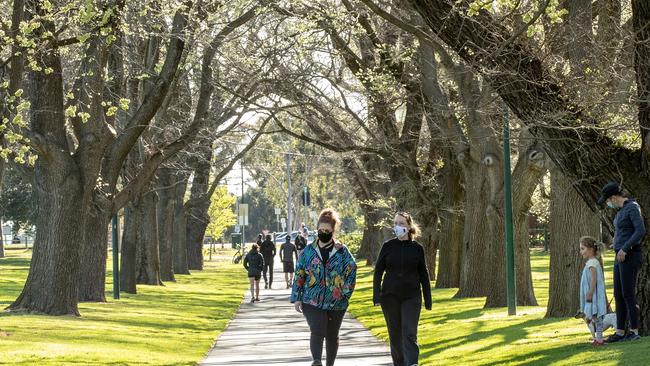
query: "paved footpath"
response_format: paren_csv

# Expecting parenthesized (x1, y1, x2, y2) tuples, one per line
(200, 251, 392, 366)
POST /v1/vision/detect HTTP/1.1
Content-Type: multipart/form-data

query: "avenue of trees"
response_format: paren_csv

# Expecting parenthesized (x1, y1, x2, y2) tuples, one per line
(1, 0, 649, 336)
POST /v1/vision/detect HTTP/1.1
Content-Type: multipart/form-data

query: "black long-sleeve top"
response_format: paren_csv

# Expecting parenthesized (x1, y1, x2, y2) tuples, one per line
(373, 238, 432, 310)
(260, 239, 276, 259)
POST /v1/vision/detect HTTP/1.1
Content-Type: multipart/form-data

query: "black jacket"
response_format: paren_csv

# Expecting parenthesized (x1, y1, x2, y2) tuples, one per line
(260, 239, 276, 259)
(373, 238, 432, 310)
(244, 251, 264, 277)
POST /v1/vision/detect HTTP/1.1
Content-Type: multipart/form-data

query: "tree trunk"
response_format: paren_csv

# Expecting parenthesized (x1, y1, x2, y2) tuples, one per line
(173, 175, 190, 275)
(186, 157, 210, 270)
(78, 204, 110, 302)
(157, 170, 175, 282)
(546, 169, 600, 317)
(359, 208, 391, 266)
(418, 213, 438, 281)
(435, 153, 464, 288)
(455, 161, 492, 298)
(136, 190, 163, 285)
(7, 158, 85, 315)
(120, 203, 138, 294)
(185, 203, 208, 271)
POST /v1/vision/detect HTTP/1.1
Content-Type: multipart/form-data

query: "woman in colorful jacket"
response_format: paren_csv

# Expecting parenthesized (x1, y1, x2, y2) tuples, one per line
(290, 208, 357, 366)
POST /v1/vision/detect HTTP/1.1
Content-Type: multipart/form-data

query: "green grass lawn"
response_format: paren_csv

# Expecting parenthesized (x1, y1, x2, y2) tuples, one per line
(0, 249, 248, 366)
(348, 249, 650, 366)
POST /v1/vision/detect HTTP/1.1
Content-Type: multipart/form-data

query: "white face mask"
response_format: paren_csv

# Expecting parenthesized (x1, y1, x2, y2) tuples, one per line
(394, 225, 408, 237)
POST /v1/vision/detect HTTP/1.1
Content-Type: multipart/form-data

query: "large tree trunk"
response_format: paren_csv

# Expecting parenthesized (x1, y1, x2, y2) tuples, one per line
(173, 175, 190, 275)
(78, 203, 110, 302)
(185, 202, 208, 271)
(418, 212, 438, 281)
(120, 203, 138, 294)
(7, 157, 85, 315)
(135, 190, 163, 285)
(546, 169, 600, 317)
(157, 170, 176, 282)
(435, 153, 464, 288)
(186, 157, 210, 270)
(455, 160, 492, 298)
(0, 216, 4, 258)
(6, 7, 87, 314)
(359, 208, 391, 265)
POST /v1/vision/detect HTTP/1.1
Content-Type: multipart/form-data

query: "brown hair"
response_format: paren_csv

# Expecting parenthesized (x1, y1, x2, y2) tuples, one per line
(251, 243, 259, 252)
(580, 236, 604, 267)
(396, 212, 420, 239)
(317, 208, 341, 232)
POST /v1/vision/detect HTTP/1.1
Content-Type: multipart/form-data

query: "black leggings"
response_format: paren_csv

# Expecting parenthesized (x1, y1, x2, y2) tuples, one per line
(614, 250, 641, 330)
(381, 295, 422, 366)
(263, 258, 274, 285)
(302, 303, 345, 365)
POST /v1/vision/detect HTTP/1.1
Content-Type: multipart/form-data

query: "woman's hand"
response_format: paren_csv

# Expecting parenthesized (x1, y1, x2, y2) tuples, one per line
(374, 303, 380, 306)
(616, 250, 627, 263)
(294, 301, 303, 313)
(586, 291, 593, 302)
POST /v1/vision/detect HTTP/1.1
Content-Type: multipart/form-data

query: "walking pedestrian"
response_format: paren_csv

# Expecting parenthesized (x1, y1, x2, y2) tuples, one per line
(373, 212, 432, 366)
(291, 208, 357, 366)
(597, 182, 646, 342)
(243, 243, 264, 303)
(280, 235, 298, 288)
(260, 234, 276, 289)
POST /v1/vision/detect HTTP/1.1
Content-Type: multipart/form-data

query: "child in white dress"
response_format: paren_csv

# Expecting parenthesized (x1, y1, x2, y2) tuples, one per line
(579, 236, 607, 346)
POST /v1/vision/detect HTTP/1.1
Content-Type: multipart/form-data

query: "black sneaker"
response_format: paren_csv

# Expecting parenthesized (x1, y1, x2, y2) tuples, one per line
(311, 361, 323, 366)
(606, 333, 626, 343)
(621, 333, 641, 342)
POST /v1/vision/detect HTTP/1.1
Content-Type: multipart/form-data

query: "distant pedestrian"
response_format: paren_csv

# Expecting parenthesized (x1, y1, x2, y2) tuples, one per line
(243, 243, 264, 303)
(260, 234, 277, 289)
(578, 236, 607, 346)
(597, 182, 646, 342)
(291, 208, 357, 366)
(373, 212, 432, 366)
(280, 235, 298, 288)
(256, 233, 263, 246)
(296, 227, 308, 257)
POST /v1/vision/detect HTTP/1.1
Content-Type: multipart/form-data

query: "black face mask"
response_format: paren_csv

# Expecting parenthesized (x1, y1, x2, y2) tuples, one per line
(318, 231, 333, 243)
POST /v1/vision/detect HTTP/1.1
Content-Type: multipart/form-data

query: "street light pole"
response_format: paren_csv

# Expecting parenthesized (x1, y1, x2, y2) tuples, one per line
(285, 154, 293, 234)
(503, 102, 516, 316)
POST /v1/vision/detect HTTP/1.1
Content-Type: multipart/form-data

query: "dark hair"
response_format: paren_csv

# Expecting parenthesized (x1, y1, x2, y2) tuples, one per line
(257, 233, 263, 239)
(317, 208, 341, 232)
(396, 212, 420, 239)
(265, 234, 272, 240)
(251, 243, 259, 252)
(285, 235, 291, 242)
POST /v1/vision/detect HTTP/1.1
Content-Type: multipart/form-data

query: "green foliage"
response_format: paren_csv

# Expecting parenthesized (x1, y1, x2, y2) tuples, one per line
(0, 250, 248, 364)
(0, 166, 35, 231)
(206, 186, 237, 241)
(338, 231, 362, 257)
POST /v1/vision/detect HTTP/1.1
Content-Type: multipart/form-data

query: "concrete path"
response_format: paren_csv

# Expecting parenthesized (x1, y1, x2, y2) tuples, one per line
(200, 250, 392, 366)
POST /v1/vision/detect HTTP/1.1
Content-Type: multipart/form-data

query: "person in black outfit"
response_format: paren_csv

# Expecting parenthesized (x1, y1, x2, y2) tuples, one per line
(256, 233, 263, 246)
(243, 243, 264, 303)
(296, 227, 308, 256)
(373, 212, 432, 366)
(260, 234, 276, 289)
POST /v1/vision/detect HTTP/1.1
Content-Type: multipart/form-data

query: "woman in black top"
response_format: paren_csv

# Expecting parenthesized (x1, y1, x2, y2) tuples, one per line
(244, 243, 264, 303)
(373, 212, 432, 366)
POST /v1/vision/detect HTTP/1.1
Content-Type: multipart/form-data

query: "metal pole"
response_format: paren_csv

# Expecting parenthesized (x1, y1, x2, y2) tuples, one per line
(112, 213, 120, 299)
(241, 161, 245, 247)
(285, 154, 293, 234)
(503, 102, 516, 315)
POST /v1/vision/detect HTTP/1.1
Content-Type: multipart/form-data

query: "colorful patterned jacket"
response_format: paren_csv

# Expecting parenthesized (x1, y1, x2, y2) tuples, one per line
(290, 240, 357, 310)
